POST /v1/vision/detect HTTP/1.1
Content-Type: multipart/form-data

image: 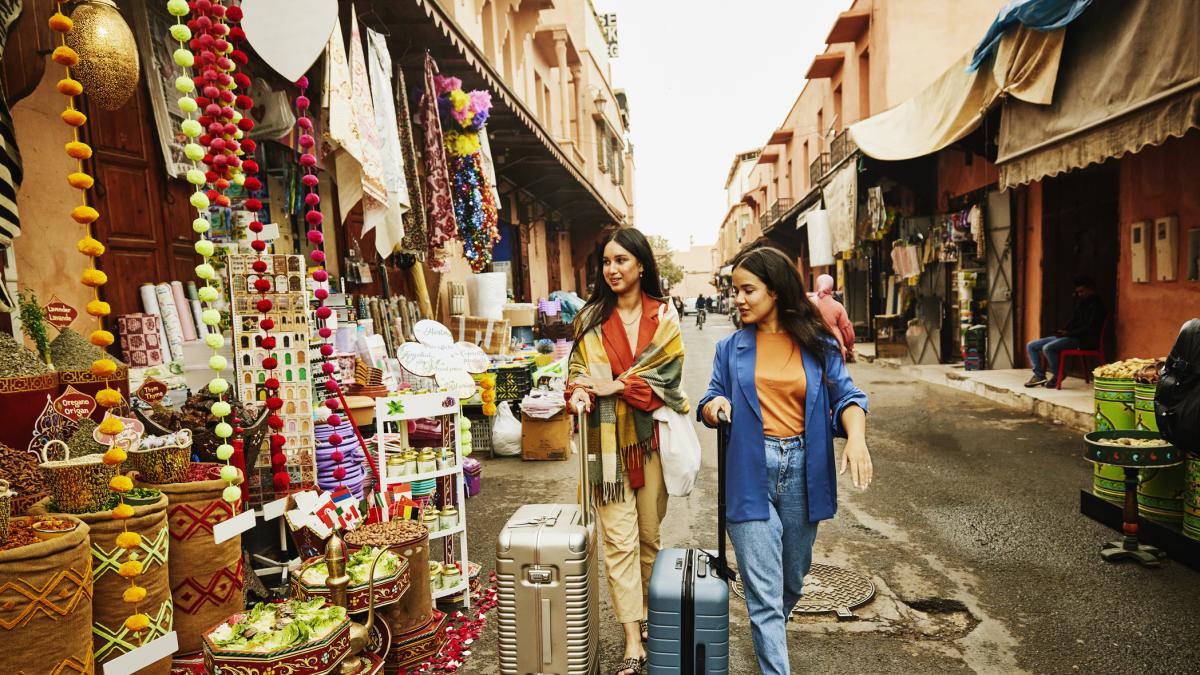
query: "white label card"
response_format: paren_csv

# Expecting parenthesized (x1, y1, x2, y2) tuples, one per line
(103, 631, 178, 675)
(213, 510, 256, 545)
(262, 496, 289, 521)
(291, 490, 320, 514)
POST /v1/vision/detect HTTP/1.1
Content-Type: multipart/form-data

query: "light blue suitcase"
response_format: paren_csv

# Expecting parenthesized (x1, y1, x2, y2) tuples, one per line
(646, 417, 733, 674)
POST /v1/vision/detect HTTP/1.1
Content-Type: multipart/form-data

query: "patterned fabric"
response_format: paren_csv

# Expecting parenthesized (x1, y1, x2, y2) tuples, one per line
(569, 301, 689, 503)
(93, 599, 173, 663)
(346, 5, 386, 204)
(365, 27, 409, 258)
(172, 558, 244, 615)
(418, 53, 457, 272)
(0, 0, 23, 312)
(167, 499, 236, 541)
(395, 67, 429, 257)
(92, 526, 170, 580)
(0, 560, 92, 630)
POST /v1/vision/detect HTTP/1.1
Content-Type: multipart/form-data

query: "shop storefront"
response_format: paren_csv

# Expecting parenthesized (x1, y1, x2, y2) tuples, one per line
(0, 0, 618, 670)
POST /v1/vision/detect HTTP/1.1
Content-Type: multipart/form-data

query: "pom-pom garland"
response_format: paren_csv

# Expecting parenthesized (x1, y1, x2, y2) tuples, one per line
(55, 0, 143, 635)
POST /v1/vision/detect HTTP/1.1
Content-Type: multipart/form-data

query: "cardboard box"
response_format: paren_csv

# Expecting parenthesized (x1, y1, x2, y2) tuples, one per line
(452, 315, 511, 355)
(503, 303, 537, 327)
(521, 409, 570, 461)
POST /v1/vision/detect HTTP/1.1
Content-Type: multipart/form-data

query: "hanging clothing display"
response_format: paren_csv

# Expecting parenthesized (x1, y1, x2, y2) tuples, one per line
(823, 164, 858, 254)
(419, 53, 458, 272)
(479, 128, 502, 211)
(969, 203, 985, 258)
(346, 7, 388, 235)
(365, 27, 409, 258)
(0, 0, 23, 249)
(0, 0, 23, 312)
(394, 67, 429, 258)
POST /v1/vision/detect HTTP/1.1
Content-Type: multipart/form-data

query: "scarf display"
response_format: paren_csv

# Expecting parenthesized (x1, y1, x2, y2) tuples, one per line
(394, 67, 429, 257)
(432, 74, 499, 272)
(347, 7, 388, 234)
(569, 304, 689, 503)
(365, 27, 409, 257)
(418, 53, 458, 272)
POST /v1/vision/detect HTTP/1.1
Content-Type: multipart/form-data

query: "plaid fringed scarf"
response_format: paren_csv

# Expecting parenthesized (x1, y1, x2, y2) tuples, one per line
(570, 302, 689, 504)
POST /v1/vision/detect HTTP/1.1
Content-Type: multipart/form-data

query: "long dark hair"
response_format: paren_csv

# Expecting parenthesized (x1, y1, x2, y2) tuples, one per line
(575, 228, 664, 339)
(732, 246, 832, 358)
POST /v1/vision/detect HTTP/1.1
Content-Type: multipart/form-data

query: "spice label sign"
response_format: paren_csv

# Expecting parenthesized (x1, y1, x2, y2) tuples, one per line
(42, 296, 78, 330)
(103, 630, 178, 675)
(135, 378, 169, 406)
(53, 386, 96, 422)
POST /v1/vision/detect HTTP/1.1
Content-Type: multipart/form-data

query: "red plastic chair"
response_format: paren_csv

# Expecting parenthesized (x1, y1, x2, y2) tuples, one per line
(1054, 316, 1109, 390)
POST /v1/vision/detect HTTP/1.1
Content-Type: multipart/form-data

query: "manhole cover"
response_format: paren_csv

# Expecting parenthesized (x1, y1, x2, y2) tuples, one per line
(732, 563, 875, 617)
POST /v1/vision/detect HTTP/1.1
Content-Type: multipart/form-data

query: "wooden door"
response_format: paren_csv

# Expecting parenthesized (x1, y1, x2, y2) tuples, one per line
(84, 78, 197, 320)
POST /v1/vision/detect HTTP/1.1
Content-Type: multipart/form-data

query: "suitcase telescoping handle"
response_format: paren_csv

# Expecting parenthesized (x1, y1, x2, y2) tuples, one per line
(575, 401, 592, 530)
(714, 410, 736, 582)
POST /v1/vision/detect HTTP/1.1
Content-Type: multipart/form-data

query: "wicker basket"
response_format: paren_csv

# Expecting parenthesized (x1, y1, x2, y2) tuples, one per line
(133, 400, 270, 469)
(37, 440, 118, 514)
(128, 429, 192, 483)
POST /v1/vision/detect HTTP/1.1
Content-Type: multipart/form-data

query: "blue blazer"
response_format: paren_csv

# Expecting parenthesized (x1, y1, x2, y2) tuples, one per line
(699, 327, 869, 524)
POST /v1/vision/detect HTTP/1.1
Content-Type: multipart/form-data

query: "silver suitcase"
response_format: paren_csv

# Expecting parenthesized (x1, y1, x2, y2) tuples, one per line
(497, 406, 599, 674)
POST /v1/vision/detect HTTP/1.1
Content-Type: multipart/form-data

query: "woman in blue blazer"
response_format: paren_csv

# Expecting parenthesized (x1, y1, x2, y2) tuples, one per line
(700, 247, 873, 675)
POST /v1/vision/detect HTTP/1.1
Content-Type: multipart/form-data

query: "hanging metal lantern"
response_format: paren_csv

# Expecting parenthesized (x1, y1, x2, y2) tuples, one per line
(65, 0, 140, 111)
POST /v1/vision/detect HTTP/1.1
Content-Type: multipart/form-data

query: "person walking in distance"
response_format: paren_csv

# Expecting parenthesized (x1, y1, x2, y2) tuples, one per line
(809, 274, 856, 361)
(1024, 276, 1107, 388)
(701, 247, 873, 675)
(567, 228, 690, 675)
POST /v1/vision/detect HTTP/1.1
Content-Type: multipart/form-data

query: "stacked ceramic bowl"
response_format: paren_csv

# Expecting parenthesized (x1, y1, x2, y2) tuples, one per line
(314, 419, 366, 498)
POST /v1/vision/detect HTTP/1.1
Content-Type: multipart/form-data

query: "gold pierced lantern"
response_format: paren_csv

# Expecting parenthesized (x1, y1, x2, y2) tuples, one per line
(65, 0, 140, 111)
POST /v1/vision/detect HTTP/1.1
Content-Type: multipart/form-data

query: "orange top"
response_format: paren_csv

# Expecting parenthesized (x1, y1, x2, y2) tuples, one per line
(755, 331, 807, 438)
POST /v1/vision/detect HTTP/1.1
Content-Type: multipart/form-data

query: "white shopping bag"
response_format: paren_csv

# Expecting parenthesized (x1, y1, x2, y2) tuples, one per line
(653, 406, 702, 497)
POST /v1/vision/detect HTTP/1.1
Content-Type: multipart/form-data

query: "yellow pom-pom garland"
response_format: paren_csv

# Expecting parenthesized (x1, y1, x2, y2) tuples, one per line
(98, 417, 124, 435)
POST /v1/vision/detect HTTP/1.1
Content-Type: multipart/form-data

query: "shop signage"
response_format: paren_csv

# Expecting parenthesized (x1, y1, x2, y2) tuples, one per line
(598, 13, 619, 58)
(43, 296, 78, 330)
(135, 378, 169, 406)
(53, 386, 97, 423)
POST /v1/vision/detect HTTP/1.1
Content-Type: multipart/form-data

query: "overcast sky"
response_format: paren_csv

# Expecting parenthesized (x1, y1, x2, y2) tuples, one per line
(600, 0, 851, 251)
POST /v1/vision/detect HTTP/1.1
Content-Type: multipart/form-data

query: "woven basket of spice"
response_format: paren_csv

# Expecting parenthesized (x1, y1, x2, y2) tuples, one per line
(37, 440, 117, 515)
(128, 429, 192, 484)
(0, 333, 59, 453)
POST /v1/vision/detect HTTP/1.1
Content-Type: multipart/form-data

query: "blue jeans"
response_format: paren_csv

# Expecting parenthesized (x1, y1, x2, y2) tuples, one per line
(1026, 336, 1080, 378)
(727, 435, 818, 675)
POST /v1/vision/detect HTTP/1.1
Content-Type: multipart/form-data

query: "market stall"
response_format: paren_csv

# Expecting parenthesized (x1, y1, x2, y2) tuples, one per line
(0, 0, 557, 671)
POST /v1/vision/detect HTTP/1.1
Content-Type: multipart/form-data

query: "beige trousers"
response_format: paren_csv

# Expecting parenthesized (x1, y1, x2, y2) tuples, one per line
(596, 450, 669, 624)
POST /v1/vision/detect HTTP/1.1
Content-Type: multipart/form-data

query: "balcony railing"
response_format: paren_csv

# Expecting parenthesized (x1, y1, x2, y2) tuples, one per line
(809, 152, 830, 185)
(768, 198, 793, 223)
(830, 130, 857, 168)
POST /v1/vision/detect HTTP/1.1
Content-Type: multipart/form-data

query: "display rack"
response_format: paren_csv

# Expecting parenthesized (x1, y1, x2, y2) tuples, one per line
(375, 391, 471, 608)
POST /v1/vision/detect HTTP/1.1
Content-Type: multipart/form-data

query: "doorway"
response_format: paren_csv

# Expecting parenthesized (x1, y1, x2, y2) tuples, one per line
(1040, 163, 1119, 358)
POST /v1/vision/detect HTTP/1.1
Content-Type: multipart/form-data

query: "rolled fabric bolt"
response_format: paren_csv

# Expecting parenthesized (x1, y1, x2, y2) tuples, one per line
(155, 283, 187, 361)
(140, 284, 174, 360)
(171, 281, 198, 340)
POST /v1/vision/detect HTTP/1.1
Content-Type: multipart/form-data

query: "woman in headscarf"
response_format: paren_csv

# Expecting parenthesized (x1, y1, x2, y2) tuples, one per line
(809, 274, 856, 361)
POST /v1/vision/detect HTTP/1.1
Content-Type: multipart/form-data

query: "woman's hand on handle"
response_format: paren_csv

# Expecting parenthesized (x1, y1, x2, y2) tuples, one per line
(569, 387, 593, 414)
(702, 396, 731, 426)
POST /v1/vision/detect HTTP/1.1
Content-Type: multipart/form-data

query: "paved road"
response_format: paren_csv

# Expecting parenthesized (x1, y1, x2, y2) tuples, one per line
(462, 314, 1199, 674)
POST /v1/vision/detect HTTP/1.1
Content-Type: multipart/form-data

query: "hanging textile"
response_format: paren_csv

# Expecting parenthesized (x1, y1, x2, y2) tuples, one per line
(394, 67, 428, 258)
(0, 0, 23, 312)
(479, 128, 502, 211)
(432, 75, 499, 272)
(323, 13, 363, 224)
(0, 0, 23, 249)
(365, 27, 409, 258)
(347, 6, 388, 237)
(822, 164, 858, 254)
(969, 204, 985, 258)
(418, 53, 458, 272)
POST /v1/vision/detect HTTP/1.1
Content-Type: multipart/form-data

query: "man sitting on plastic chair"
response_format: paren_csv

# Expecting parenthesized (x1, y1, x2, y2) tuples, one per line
(1025, 276, 1107, 388)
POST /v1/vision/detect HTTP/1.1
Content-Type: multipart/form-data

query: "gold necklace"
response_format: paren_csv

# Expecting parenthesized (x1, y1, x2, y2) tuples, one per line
(620, 311, 640, 327)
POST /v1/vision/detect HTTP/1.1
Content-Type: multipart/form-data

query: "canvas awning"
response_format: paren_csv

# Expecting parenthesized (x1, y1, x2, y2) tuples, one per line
(848, 26, 1064, 162)
(996, 0, 1200, 189)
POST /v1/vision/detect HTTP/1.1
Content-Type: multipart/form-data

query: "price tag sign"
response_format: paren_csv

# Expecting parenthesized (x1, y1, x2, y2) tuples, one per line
(213, 509, 256, 545)
(135, 379, 169, 406)
(103, 631, 178, 675)
(53, 386, 96, 423)
(262, 496, 289, 521)
(43, 296, 78, 330)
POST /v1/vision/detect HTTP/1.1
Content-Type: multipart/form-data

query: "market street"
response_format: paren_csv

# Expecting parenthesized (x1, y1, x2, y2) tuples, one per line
(465, 315, 1200, 674)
